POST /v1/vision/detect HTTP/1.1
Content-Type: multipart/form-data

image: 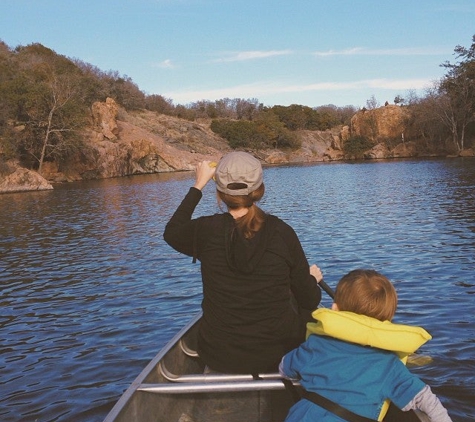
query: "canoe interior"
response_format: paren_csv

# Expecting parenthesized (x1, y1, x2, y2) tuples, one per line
(105, 313, 296, 422)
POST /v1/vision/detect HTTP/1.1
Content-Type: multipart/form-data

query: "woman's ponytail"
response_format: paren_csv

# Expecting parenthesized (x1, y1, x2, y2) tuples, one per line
(218, 183, 266, 239)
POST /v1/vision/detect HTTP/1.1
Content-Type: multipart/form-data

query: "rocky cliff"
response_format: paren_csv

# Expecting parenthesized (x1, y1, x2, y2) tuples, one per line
(40, 100, 230, 183)
(1, 99, 471, 194)
(351, 104, 409, 142)
(49, 99, 351, 182)
(350, 105, 419, 159)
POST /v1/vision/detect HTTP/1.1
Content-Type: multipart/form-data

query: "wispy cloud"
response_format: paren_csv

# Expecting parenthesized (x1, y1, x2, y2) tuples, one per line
(314, 47, 448, 57)
(214, 50, 292, 62)
(164, 78, 432, 103)
(154, 59, 176, 69)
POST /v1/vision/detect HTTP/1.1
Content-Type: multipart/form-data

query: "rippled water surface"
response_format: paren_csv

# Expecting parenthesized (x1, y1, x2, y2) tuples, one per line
(1, 159, 474, 421)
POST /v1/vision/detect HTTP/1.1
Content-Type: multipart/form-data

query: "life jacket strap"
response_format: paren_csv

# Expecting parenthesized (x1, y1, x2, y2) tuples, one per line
(302, 390, 378, 422)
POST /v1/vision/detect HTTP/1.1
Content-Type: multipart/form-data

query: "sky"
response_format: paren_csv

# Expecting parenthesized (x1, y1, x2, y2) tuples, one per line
(1, 0, 474, 109)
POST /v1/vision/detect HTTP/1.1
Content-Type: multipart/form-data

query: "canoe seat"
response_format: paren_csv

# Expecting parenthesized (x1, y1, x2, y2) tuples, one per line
(141, 364, 301, 394)
(156, 361, 299, 392)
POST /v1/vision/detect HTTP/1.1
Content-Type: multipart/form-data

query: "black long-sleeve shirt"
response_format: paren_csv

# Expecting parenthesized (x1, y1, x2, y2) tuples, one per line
(164, 187, 321, 374)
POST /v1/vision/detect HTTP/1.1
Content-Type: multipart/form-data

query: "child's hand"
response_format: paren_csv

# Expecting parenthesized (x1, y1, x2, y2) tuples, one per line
(194, 160, 216, 190)
(310, 264, 323, 283)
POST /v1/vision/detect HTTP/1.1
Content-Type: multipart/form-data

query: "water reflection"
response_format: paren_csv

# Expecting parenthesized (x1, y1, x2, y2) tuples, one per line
(1, 160, 474, 421)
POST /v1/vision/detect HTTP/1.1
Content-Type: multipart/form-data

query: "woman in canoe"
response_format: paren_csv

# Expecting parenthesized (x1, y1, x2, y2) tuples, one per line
(164, 151, 323, 375)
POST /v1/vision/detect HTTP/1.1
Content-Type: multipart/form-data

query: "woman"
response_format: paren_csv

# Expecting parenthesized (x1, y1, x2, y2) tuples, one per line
(163, 151, 322, 374)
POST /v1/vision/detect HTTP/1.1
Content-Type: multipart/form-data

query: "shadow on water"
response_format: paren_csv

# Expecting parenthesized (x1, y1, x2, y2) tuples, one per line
(1, 159, 474, 421)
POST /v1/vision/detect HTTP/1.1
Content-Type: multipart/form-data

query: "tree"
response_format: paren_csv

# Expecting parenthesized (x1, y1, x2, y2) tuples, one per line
(7, 44, 88, 173)
(254, 110, 299, 149)
(366, 95, 380, 110)
(394, 95, 405, 106)
(210, 112, 300, 150)
(402, 90, 448, 151)
(210, 119, 257, 149)
(271, 105, 305, 130)
(28, 70, 86, 173)
(315, 104, 356, 126)
(439, 34, 475, 152)
(145, 94, 175, 115)
(233, 98, 261, 120)
(343, 136, 373, 159)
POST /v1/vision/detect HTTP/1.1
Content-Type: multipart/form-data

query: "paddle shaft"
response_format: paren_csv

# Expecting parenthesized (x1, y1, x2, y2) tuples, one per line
(319, 279, 335, 300)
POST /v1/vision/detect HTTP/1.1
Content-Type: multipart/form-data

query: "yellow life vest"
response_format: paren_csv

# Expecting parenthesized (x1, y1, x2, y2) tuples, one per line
(306, 308, 432, 421)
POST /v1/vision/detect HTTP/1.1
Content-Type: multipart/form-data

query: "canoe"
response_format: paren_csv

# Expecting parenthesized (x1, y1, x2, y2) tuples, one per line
(104, 312, 429, 422)
(104, 312, 298, 422)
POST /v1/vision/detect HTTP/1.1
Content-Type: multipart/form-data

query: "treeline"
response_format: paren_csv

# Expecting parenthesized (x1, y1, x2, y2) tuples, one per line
(208, 103, 358, 150)
(1, 35, 474, 175)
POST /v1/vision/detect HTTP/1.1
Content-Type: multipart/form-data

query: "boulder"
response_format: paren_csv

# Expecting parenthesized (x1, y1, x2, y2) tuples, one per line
(460, 148, 474, 157)
(0, 165, 53, 193)
(265, 151, 288, 164)
(392, 141, 418, 158)
(365, 143, 391, 159)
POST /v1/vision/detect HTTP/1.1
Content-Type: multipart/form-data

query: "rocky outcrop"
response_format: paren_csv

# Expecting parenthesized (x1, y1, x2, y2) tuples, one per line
(91, 97, 119, 141)
(288, 129, 336, 162)
(347, 105, 433, 160)
(0, 101, 403, 193)
(39, 100, 229, 183)
(350, 105, 409, 143)
(0, 165, 53, 193)
(262, 127, 347, 164)
(460, 148, 474, 157)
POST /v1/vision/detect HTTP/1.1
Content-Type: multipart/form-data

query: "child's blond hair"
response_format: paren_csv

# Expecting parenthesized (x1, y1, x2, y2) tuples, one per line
(334, 269, 397, 321)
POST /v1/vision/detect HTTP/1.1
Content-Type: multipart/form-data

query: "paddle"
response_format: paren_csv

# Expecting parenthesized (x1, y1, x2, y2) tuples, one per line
(319, 279, 335, 300)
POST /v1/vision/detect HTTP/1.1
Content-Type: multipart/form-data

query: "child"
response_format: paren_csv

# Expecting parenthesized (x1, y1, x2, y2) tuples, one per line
(279, 269, 452, 422)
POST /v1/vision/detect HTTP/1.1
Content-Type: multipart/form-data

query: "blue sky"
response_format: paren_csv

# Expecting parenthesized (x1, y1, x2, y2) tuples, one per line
(1, 0, 474, 108)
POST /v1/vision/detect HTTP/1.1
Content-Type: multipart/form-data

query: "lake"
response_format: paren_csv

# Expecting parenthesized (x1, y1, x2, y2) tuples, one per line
(1, 158, 474, 421)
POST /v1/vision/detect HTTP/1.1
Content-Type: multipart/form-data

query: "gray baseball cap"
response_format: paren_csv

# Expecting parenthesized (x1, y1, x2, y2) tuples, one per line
(215, 152, 263, 195)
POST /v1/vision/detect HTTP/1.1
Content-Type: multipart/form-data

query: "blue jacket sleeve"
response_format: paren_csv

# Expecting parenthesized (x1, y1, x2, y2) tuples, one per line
(382, 359, 426, 410)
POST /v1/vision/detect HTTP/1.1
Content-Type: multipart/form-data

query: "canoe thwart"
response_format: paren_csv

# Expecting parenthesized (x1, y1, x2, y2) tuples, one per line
(159, 361, 285, 383)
